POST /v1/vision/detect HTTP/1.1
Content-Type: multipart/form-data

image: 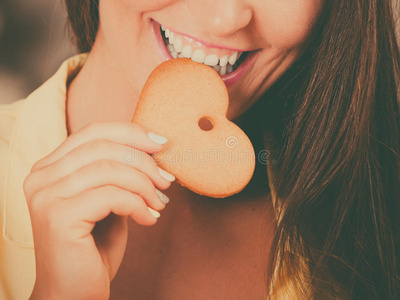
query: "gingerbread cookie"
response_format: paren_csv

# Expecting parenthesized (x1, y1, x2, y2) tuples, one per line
(132, 58, 255, 198)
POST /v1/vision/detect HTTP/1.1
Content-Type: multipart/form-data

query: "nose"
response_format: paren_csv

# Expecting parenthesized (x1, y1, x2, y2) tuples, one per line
(185, 0, 253, 39)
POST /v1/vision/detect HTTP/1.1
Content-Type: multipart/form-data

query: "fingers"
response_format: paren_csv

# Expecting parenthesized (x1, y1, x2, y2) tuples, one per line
(31, 121, 167, 172)
(29, 160, 169, 212)
(23, 124, 170, 299)
(27, 139, 173, 196)
(65, 186, 159, 227)
(28, 186, 158, 247)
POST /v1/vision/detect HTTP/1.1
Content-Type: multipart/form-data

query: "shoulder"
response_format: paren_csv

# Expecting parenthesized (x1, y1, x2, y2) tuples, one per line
(0, 98, 26, 118)
(0, 97, 26, 113)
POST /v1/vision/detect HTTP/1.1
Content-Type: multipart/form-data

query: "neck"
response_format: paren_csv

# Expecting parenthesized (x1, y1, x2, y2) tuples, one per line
(66, 37, 140, 136)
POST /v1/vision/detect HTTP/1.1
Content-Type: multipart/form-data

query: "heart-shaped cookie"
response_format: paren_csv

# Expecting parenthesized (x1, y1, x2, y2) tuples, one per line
(132, 58, 255, 198)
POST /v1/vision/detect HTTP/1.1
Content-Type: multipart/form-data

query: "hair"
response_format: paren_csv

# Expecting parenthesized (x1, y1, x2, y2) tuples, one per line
(65, 0, 99, 53)
(64, 0, 400, 298)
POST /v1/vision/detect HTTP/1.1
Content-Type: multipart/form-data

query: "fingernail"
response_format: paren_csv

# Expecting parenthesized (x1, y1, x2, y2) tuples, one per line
(148, 132, 168, 145)
(156, 188, 169, 204)
(148, 207, 161, 218)
(158, 167, 175, 182)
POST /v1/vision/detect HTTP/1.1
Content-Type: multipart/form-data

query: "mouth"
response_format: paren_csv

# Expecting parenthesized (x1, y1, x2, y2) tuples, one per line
(152, 20, 259, 87)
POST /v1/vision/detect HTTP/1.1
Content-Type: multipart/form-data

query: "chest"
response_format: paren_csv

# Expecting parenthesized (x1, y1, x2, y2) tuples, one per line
(109, 188, 275, 299)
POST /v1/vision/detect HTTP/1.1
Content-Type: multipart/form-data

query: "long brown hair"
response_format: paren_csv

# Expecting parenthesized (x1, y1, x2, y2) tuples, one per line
(256, 0, 400, 298)
(65, 0, 99, 53)
(64, 0, 400, 298)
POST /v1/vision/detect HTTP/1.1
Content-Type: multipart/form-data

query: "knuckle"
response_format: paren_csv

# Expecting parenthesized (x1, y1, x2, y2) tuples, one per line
(125, 123, 146, 143)
(29, 190, 48, 212)
(84, 121, 102, 132)
(128, 194, 144, 210)
(101, 185, 143, 207)
(99, 185, 121, 196)
(135, 169, 153, 187)
(123, 147, 144, 166)
(128, 192, 142, 203)
(31, 156, 49, 172)
(30, 161, 40, 172)
(23, 174, 34, 195)
(128, 122, 141, 132)
(148, 156, 160, 172)
(56, 157, 72, 175)
(88, 139, 112, 153)
(94, 159, 118, 173)
(125, 194, 145, 212)
(31, 189, 47, 204)
(80, 121, 106, 138)
(45, 201, 66, 229)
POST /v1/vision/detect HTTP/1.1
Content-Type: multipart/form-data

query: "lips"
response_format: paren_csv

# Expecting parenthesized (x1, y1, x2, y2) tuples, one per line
(160, 25, 247, 76)
(151, 19, 259, 87)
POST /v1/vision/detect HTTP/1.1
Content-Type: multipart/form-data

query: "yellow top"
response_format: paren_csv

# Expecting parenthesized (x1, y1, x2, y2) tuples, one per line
(0, 54, 299, 299)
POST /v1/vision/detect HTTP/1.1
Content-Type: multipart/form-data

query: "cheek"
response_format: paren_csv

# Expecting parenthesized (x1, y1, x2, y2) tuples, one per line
(99, 0, 176, 33)
(256, 0, 324, 49)
(119, 0, 176, 13)
(98, 0, 180, 52)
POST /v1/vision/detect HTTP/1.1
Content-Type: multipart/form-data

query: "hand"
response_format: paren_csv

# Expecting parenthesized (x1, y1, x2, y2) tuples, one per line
(23, 121, 174, 299)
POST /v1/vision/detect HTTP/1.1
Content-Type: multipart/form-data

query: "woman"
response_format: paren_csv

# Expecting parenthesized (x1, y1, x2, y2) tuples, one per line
(0, 0, 399, 299)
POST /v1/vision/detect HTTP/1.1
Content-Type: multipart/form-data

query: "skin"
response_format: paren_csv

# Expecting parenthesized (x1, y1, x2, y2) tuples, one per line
(66, 0, 324, 129)
(25, 0, 324, 298)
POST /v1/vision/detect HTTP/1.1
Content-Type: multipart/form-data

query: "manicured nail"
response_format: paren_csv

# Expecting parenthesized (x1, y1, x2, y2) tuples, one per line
(158, 167, 175, 182)
(148, 132, 168, 144)
(148, 207, 160, 218)
(156, 188, 169, 204)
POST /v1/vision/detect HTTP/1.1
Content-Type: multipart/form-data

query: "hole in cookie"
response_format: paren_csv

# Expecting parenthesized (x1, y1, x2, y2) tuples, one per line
(198, 117, 214, 131)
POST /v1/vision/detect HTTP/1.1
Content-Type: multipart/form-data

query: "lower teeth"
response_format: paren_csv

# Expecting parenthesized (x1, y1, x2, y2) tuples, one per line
(161, 29, 243, 76)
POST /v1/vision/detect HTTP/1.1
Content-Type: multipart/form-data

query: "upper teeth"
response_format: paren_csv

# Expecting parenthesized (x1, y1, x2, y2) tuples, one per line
(219, 55, 229, 67)
(204, 54, 219, 66)
(191, 49, 206, 63)
(181, 45, 192, 58)
(161, 25, 243, 74)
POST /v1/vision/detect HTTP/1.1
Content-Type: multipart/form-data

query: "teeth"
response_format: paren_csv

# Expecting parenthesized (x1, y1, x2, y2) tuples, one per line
(213, 65, 221, 73)
(166, 44, 174, 52)
(182, 45, 192, 58)
(204, 54, 219, 66)
(219, 55, 229, 67)
(170, 49, 178, 58)
(219, 66, 227, 76)
(162, 24, 244, 75)
(191, 49, 206, 63)
(173, 37, 183, 53)
(167, 44, 179, 58)
(229, 52, 238, 65)
(168, 31, 175, 44)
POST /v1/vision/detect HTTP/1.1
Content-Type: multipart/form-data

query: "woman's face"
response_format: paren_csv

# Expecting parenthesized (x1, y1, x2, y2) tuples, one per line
(95, 0, 324, 119)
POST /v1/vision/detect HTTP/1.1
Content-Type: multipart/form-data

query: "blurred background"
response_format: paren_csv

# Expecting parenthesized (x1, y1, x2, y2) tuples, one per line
(0, 0, 399, 105)
(0, 0, 76, 105)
